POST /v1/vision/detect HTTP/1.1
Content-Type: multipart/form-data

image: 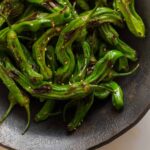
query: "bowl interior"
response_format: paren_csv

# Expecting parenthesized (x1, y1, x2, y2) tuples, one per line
(0, 1, 150, 150)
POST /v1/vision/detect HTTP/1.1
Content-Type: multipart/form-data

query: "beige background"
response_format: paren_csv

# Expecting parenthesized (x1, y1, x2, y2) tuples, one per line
(0, 111, 149, 150)
(0, 147, 6, 150)
(0, 146, 6, 150)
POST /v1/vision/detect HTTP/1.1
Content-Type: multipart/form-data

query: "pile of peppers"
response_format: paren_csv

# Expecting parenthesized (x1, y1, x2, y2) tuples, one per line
(0, 0, 145, 133)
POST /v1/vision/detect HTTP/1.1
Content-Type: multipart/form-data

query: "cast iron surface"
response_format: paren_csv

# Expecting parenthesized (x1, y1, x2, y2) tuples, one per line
(0, 1, 150, 150)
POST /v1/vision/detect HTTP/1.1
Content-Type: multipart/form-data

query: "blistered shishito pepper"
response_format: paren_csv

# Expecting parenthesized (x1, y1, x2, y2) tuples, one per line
(99, 23, 136, 71)
(98, 40, 109, 58)
(55, 16, 87, 82)
(97, 1, 130, 70)
(3, 57, 91, 99)
(0, 0, 24, 27)
(95, 81, 124, 110)
(34, 100, 55, 122)
(32, 27, 62, 80)
(7, 29, 43, 82)
(71, 41, 91, 82)
(94, 87, 110, 100)
(105, 64, 139, 81)
(86, 7, 123, 27)
(67, 94, 94, 131)
(99, 24, 137, 61)
(0, 92, 16, 124)
(113, 0, 145, 37)
(85, 50, 124, 83)
(0, 6, 123, 43)
(46, 46, 58, 78)
(27, 0, 75, 16)
(76, 0, 90, 10)
(88, 30, 100, 55)
(0, 8, 72, 42)
(103, 81, 124, 110)
(0, 62, 30, 134)
(21, 44, 39, 72)
(71, 54, 84, 82)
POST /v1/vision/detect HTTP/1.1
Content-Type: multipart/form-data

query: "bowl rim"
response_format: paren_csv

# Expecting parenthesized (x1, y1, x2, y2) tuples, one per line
(89, 105, 150, 150)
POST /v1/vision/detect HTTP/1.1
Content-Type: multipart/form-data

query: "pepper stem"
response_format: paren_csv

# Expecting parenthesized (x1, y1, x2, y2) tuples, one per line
(22, 104, 31, 135)
(0, 102, 16, 124)
(0, 92, 16, 124)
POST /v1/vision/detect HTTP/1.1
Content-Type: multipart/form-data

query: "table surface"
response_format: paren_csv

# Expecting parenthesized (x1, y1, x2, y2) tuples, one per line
(0, 111, 149, 150)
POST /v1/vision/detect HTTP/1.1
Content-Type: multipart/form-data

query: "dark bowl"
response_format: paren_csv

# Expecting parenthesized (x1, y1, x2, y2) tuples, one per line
(0, 1, 150, 150)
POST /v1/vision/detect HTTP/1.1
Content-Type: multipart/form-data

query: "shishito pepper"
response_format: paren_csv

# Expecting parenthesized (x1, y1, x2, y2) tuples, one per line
(113, 0, 145, 37)
(0, 61, 30, 134)
(32, 27, 62, 80)
(7, 29, 43, 82)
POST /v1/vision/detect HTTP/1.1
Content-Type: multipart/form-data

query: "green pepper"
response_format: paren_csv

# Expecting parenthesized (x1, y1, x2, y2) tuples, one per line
(94, 88, 110, 100)
(34, 100, 56, 122)
(113, 0, 145, 37)
(32, 27, 62, 80)
(46, 46, 58, 79)
(0, 62, 30, 134)
(85, 50, 124, 83)
(67, 93, 94, 131)
(0, 0, 24, 27)
(71, 41, 91, 82)
(7, 29, 43, 82)
(76, 0, 90, 10)
(105, 64, 139, 81)
(99, 24, 137, 61)
(104, 81, 124, 110)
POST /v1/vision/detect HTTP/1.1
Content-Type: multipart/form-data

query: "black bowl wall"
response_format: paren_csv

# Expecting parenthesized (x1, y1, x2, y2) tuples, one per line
(0, 1, 150, 150)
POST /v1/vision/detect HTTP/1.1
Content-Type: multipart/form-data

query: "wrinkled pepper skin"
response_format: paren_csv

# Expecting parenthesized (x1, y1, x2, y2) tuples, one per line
(113, 0, 145, 37)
